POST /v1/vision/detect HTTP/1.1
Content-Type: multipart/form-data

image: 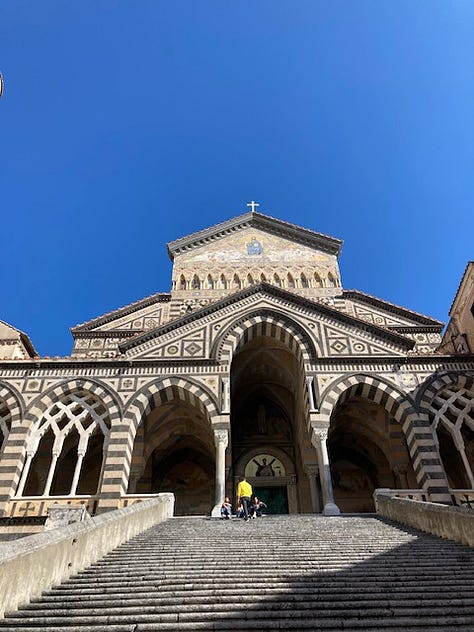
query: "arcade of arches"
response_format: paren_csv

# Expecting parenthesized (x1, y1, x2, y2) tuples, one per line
(0, 211, 473, 520)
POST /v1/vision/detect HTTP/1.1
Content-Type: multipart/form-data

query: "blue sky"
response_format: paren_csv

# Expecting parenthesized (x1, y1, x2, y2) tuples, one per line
(1, 1, 473, 356)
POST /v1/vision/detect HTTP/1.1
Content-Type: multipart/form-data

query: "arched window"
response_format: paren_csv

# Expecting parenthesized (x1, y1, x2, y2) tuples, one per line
(260, 273, 267, 283)
(207, 275, 214, 290)
(300, 273, 309, 288)
(179, 275, 186, 290)
(220, 274, 228, 289)
(327, 273, 336, 287)
(19, 391, 111, 498)
(247, 274, 255, 286)
(232, 274, 242, 290)
(192, 275, 201, 290)
(273, 273, 282, 287)
(314, 273, 323, 288)
(287, 273, 295, 289)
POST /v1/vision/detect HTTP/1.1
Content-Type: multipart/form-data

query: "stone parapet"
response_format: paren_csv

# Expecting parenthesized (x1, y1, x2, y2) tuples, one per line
(374, 489, 474, 548)
(0, 492, 174, 618)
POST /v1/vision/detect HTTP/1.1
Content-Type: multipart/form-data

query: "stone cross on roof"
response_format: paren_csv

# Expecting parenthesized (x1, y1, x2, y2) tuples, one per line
(247, 200, 259, 212)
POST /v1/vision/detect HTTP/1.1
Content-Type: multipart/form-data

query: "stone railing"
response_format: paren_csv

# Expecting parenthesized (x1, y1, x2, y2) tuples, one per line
(374, 489, 474, 548)
(0, 492, 174, 618)
(6, 495, 99, 518)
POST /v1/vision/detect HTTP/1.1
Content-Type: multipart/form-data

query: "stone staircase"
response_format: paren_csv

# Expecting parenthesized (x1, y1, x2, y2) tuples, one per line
(2, 514, 474, 631)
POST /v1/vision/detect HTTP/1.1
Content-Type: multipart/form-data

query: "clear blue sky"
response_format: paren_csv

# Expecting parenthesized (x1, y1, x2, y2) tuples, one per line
(1, 1, 473, 356)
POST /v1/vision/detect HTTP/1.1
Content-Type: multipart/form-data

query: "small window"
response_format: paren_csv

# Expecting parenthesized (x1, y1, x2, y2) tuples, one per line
(207, 275, 214, 290)
(179, 275, 186, 290)
(274, 274, 282, 287)
(220, 274, 228, 289)
(287, 273, 295, 289)
(314, 273, 323, 288)
(232, 274, 241, 290)
(192, 275, 201, 290)
(327, 273, 336, 287)
(260, 274, 267, 283)
(247, 274, 255, 286)
(301, 273, 309, 288)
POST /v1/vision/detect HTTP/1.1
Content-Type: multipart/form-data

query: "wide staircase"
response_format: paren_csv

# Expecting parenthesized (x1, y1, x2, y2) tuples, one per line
(1, 514, 474, 631)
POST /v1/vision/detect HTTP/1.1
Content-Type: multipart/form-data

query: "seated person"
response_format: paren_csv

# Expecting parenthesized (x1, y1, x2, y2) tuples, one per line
(220, 497, 232, 519)
(236, 502, 245, 519)
(250, 496, 267, 518)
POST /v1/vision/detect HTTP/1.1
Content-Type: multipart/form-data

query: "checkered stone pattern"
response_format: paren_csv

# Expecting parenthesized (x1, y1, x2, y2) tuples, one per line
(97, 377, 220, 513)
(216, 310, 316, 368)
(319, 375, 451, 502)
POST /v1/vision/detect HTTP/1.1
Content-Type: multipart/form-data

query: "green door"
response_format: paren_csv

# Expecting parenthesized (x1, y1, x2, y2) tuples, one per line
(253, 486, 288, 514)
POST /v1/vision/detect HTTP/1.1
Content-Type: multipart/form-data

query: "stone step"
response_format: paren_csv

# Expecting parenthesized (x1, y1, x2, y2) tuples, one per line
(9, 596, 474, 619)
(2, 515, 474, 631)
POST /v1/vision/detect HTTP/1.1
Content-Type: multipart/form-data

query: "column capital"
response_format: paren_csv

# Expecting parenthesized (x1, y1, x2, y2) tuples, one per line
(213, 428, 229, 449)
(304, 464, 319, 477)
(311, 427, 328, 444)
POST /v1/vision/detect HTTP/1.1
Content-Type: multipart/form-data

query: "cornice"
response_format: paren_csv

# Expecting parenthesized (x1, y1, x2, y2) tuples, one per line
(166, 211, 343, 260)
(71, 293, 171, 333)
(119, 283, 415, 353)
(388, 326, 443, 334)
(343, 290, 444, 327)
(0, 354, 473, 374)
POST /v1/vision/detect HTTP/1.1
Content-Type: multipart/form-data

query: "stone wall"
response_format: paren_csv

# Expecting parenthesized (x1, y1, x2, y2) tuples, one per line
(0, 493, 174, 618)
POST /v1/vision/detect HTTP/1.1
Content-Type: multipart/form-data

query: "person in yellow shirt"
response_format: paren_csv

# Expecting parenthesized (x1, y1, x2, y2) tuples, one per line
(236, 476, 253, 521)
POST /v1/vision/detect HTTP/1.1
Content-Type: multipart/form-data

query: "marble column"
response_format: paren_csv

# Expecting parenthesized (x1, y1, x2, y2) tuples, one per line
(311, 426, 340, 516)
(304, 464, 321, 513)
(211, 428, 229, 517)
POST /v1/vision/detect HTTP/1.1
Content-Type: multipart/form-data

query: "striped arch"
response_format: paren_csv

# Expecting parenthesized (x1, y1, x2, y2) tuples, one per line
(0, 384, 28, 514)
(319, 373, 450, 500)
(96, 377, 220, 512)
(124, 376, 219, 432)
(0, 381, 23, 431)
(319, 374, 414, 424)
(213, 308, 319, 368)
(418, 371, 474, 413)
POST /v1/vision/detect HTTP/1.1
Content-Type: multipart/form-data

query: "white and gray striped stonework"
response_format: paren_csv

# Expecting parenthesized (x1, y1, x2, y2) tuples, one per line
(318, 374, 454, 502)
(97, 377, 220, 513)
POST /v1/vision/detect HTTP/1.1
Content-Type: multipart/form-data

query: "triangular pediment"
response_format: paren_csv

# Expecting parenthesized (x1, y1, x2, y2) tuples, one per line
(120, 284, 414, 361)
(167, 212, 343, 260)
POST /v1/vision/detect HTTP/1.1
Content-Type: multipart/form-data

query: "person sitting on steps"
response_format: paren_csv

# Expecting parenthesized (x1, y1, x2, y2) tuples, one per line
(250, 496, 267, 519)
(220, 497, 232, 520)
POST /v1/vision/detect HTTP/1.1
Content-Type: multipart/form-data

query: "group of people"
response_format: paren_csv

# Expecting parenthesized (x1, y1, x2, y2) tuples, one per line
(220, 476, 267, 521)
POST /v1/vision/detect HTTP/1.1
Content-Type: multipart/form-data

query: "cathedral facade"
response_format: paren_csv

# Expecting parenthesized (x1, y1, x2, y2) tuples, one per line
(1, 211, 473, 520)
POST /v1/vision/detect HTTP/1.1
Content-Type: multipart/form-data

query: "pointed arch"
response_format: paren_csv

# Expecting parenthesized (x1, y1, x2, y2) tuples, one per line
(247, 273, 255, 286)
(191, 274, 201, 290)
(260, 273, 267, 283)
(313, 272, 323, 288)
(300, 273, 309, 288)
(232, 274, 242, 290)
(287, 273, 295, 289)
(220, 274, 228, 289)
(319, 373, 449, 499)
(179, 274, 186, 290)
(207, 274, 214, 290)
(327, 272, 337, 287)
(273, 273, 282, 287)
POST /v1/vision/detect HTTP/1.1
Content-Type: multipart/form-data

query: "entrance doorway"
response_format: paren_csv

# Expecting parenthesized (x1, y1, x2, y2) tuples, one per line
(253, 486, 288, 514)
